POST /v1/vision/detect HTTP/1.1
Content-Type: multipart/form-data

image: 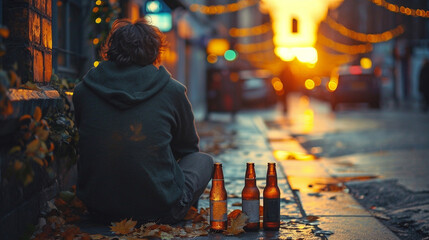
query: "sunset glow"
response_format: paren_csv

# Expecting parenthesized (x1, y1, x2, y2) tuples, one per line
(261, 0, 343, 63)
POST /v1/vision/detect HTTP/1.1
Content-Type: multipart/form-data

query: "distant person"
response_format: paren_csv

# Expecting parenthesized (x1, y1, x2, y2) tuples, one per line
(419, 58, 429, 112)
(73, 18, 213, 223)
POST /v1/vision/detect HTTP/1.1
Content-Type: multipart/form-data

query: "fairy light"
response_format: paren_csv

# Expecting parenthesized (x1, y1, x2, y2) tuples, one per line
(368, 0, 429, 18)
(95, 17, 102, 24)
(190, 0, 259, 15)
(325, 16, 404, 43)
(92, 38, 99, 45)
(235, 39, 274, 53)
(95, 0, 102, 6)
(94, 61, 100, 67)
(318, 34, 373, 54)
(229, 22, 272, 37)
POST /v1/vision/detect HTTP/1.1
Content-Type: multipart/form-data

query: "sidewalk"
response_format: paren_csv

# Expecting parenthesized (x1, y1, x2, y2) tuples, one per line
(195, 112, 324, 240)
(76, 107, 401, 239)
(196, 108, 400, 239)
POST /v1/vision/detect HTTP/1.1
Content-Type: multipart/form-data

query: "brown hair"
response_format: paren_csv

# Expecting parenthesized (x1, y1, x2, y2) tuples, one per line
(101, 18, 166, 67)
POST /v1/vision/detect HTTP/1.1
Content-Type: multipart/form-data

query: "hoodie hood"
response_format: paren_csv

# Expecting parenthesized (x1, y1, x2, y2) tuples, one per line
(82, 61, 170, 109)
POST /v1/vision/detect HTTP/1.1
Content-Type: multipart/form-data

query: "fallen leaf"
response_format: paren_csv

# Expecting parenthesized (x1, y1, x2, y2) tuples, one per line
(227, 209, 242, 221)
(60, 225, 81, 240)
(306, 215, 319, 222)
(224, 211, 249, 236)
(184, 206, 198, 220)
(89, 234, 105, 240)
(110, 218, 137, 235)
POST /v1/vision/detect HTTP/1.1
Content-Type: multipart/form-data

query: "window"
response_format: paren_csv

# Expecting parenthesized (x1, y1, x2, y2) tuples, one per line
(53, 0, 86, 77)
(292, 17, 298, 34)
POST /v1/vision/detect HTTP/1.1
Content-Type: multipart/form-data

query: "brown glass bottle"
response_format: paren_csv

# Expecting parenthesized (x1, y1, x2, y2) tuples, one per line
(242, 163, 260, 231)
(210, 163, 227, 231)
(263, 163, 280, 230)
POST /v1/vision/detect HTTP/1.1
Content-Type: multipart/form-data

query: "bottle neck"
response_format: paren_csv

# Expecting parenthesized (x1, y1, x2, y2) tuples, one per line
(213, 164, 224, 179)
(266, 174, 277, 186)
(245, 178, 257, 187)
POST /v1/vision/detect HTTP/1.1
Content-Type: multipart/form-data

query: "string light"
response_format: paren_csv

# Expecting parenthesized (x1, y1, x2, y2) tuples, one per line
(235, 39, 274, 54)
(240, 51, 277, 63)
(95, 17, 102, 24)
(325, 16, 404, 43)
(190, 0, 259, 15)
(92, 38, 99, 45)
(229, 22, 272, 37)
(318, 34, 373, 54)
(368, 0, 429, 18)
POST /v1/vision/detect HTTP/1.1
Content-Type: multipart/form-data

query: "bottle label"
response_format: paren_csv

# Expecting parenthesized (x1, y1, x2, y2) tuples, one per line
(210, 200, 227, 222)
(242, 199, 260, 223)
(263, 198, 280, 222)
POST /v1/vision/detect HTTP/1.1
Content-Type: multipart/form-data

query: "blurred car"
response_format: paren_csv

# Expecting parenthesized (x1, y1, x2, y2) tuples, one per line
(239, 70, 276, 108)
(328, 65, 381, 111)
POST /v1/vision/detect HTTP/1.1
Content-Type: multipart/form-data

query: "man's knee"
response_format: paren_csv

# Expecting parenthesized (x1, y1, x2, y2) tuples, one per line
(200, 152, 214, 170)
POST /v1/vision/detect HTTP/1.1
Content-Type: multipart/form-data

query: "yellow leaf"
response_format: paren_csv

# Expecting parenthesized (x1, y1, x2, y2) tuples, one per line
(8, 145, 21, 155)
(35, 128, 49, 141)
(33, 157, 44, 166)
(24, 173, 33, 186)
(110, 218, 137, 235)
(88, 234, 105, 240)
(26, 139, 40, 153)
(0, 27, 9, 38)
(0, 98, 13, 116)
(21, 81, 41, 90)
(13, 160, 23, 170)
(223, 211, 249, 236)
(19, 114, 32, 122)
(33, 106, 42, 122)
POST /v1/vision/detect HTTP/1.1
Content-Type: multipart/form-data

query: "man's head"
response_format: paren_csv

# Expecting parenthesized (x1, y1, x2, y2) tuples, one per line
(101, 18, 166, 67)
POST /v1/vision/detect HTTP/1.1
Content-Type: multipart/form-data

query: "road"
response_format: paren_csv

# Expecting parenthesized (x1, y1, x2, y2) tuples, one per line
(278, 93, 429, 239)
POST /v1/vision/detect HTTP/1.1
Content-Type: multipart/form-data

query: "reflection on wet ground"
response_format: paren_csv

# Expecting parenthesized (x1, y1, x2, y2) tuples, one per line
(287, 175, 378, 193)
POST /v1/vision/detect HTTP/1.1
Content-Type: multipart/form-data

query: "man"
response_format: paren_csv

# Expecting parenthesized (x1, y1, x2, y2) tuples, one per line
(73, 18, 213, 223)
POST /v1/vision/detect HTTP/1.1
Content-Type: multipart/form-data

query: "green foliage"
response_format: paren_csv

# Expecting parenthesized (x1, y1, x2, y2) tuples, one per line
(89, 0, 121, 61)
(47, 73, 79, 170)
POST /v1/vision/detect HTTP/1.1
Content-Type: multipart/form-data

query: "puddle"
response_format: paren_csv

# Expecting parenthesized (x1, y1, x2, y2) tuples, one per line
(287, 175, 378, 193)
(273, 150, 317, 161)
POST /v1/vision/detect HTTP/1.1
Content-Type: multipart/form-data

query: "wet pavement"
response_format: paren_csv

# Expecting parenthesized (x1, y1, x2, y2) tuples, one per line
(194, 114, 324, 239)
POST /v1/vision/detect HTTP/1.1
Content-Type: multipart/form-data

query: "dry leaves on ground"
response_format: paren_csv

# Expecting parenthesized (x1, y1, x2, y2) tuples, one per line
(110, 218, 138, 235)
(224, 209, 249, 236)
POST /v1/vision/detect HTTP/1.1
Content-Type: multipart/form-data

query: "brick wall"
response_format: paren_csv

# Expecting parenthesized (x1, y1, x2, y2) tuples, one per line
(4, 0, 52, 83)
(0, 1, 70, 239)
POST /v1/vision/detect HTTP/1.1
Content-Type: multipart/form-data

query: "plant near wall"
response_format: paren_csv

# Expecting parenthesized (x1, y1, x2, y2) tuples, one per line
(48, 74, 79, 170)
(7, 107, 55, 186)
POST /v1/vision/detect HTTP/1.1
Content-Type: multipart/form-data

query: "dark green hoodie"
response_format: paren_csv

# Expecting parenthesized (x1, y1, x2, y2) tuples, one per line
(73, 61, 199, 221)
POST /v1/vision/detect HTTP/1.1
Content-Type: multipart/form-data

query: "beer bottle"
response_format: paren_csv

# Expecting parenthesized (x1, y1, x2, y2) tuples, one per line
(263, 163, 280, 230)
(210, 163, 227, 231)
(242, 163, 260, 231)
